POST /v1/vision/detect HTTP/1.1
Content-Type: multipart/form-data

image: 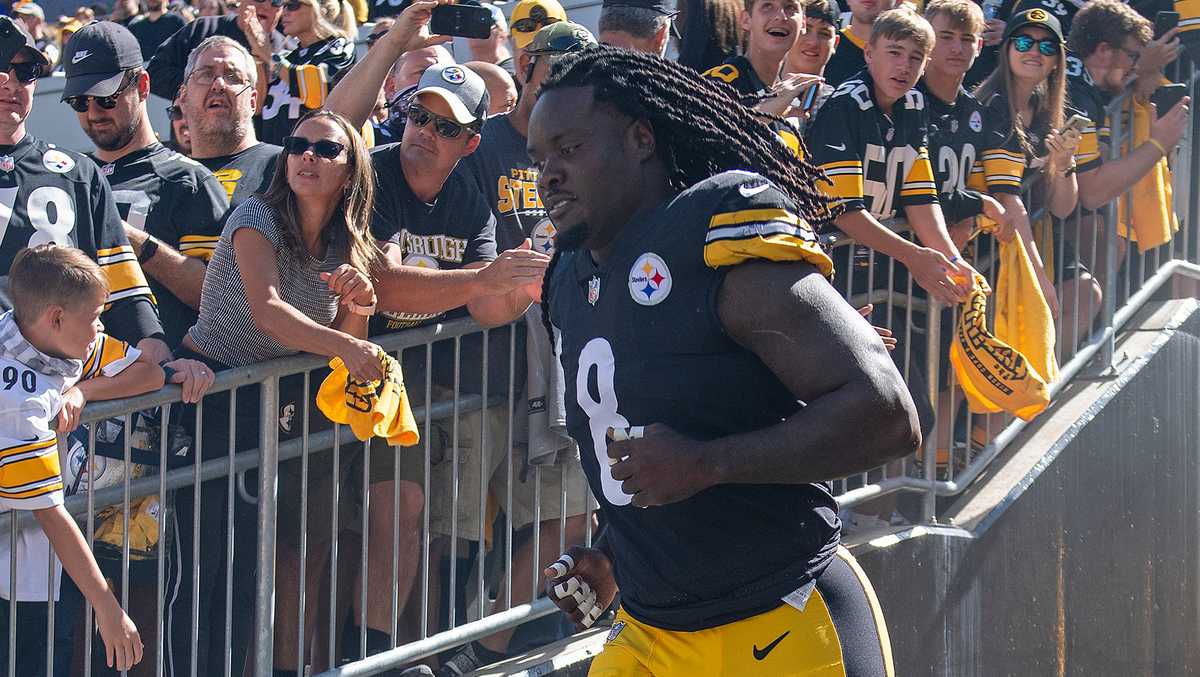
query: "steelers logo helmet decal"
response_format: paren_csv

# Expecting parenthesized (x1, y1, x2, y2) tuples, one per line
(629, 253, 672, 306)
(441, 66, 467, 84)
(1027, 8, 1048, 21)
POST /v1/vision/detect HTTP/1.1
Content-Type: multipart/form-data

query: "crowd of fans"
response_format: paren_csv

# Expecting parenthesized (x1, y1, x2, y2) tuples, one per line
(0, 0, 1190, 673)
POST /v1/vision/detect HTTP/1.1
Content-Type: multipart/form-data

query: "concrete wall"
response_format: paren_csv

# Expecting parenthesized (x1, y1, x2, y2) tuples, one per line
(855, 299, 1200, 677)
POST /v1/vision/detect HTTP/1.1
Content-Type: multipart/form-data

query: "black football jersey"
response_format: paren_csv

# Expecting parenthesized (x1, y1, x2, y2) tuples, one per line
(823, 27, 867, 88)
(92, 143, 229, 347)
(1065, 63, 1107, 172)
(917, 80, 989, 224)
(549, 170, 839, 631)
(260, 37, 356, 146)
(198, 142, 281, 213)
(0, 135, 161, 345)
(806, 70, 938, 220)
(977, 91, 1100, 196)
(701, 54, 771, 97)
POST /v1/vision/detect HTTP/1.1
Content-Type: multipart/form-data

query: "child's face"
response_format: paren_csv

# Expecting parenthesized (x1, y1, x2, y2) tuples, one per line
(866, 36, 929, 103)
(50, 292, 106, 360)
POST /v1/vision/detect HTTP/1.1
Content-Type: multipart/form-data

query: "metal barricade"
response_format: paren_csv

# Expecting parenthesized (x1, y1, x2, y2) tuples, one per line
(4, 61, 1198, 677)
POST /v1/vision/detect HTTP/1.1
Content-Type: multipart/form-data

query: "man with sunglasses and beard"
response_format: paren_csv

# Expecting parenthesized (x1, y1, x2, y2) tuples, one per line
(147, 0, 286, 104)
(66, 22, 229, 351)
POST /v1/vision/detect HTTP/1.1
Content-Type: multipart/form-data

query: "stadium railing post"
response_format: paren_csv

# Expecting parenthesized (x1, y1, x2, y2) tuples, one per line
(921, 297, 941, 523)
(253, 376, 280, 677)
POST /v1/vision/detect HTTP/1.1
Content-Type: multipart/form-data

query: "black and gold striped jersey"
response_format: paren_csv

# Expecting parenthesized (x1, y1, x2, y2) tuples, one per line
(261, 37, 356, 146)
(1065, 62, 1109, 172)
(0, 135, 161, 345)
(978, 91, 1100, 195)
(918, 80, 990, 224)
(548, 169, 836, 632)
(701, 54, 772, 97)
(92, 143, 229, 347)
(806, 70, 938, 221)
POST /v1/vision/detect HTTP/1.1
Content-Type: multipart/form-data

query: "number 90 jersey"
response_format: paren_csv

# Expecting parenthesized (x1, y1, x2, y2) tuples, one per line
(548, 171, 841, 632)
(0, 136, 158, 344)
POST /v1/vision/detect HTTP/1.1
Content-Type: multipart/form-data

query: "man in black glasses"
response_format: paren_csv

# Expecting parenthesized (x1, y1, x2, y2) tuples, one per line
(65, 21, 228, 350)
(147, 0, 285, 102)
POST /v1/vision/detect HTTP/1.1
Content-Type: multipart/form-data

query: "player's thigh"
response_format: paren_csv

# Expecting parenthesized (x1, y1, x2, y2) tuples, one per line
(586, 609, 656, 677)
(813, 546, 895, 677)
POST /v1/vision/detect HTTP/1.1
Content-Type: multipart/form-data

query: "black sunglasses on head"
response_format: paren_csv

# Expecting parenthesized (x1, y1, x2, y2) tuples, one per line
(5, 61, 44, 84)
(283, 135, 346, 159)
(406, 103, 477, 139)
(64, 70, 139, 113)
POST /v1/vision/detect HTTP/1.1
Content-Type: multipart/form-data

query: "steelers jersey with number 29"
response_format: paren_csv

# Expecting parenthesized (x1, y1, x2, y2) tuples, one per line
(549, 170, 839, 632)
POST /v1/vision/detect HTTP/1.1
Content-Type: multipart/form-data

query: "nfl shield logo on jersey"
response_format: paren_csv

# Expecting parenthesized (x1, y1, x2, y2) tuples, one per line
(606, 621, 626, 643)
(588, 275, 601, 306)
(0, 156, 13, 172)
(628, 253, 672, 306)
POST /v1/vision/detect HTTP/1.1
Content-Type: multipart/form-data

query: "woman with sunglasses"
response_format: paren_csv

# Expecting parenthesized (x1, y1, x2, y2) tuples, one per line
(975, 8, 1088, 323)
(255, 0, 358, 145)
(178, 110, 384, 674)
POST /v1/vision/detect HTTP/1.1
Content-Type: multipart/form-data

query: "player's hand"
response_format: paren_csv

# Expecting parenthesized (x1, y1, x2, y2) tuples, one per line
(608, 424, 714, 507)
(385, 0, 454, 54)
(1151, 96, 1191, 151)
(95, 600, 143, 671)
(904, 247, 970, 305)
(322, 264, 377, 308)
(57, 387, 87, 433)
(979, 194, 1011, 242)
(983, 18, 1005, 46)
(163, 358, 215, 403)
(857, 305, 896, 351)
(475, 240, 551, 296)
(544, 547, 617, 630)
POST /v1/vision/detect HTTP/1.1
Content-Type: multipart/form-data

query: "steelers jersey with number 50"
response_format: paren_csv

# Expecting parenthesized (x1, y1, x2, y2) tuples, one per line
(549, 170, 839, 633)
(806, 70, 938, 221)
(0, 135, 159, 345)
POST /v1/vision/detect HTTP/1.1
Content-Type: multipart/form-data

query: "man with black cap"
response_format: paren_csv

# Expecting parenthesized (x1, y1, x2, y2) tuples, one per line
(146, 0, 285, 102)
(598, 0, 675, 56)
(326, 4, 551, 668)
(64, 21, 229, 351)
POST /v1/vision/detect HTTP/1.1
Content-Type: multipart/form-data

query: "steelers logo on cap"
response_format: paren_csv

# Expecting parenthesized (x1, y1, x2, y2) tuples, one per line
(441, 66, 466, 84)
(1027, 8, 1048, 21)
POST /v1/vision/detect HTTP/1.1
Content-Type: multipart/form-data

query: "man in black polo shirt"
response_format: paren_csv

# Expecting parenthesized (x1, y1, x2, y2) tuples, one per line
(327, 5, 551, 663)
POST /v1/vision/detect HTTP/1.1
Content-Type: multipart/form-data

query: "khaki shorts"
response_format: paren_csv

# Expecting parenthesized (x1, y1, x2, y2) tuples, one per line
(381, 389, 590, 540)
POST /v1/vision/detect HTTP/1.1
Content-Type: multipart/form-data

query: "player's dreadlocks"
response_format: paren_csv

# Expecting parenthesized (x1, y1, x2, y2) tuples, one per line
(538, 46, 833, 347)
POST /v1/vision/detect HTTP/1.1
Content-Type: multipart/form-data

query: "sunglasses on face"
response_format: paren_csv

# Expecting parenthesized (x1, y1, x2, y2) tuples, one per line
(65, 70, 138, 113)
(283, 135, 346, 159)
(5, 61, 44, 84)
(282, 0, 305, 10)
(406, 103, 476, 139)
(166, 104, 183, 121)
(512, 6, 557, 34)
(1010, 33, 1060, 56)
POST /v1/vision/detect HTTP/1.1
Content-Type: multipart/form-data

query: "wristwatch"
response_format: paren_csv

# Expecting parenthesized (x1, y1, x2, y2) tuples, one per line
(137, 236, 160, 264)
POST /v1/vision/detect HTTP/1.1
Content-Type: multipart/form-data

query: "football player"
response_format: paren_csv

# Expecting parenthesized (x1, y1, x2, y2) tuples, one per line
(824, 0, 899, 87)
(65, 21, 229, 349)
(530, 47, 918, 676)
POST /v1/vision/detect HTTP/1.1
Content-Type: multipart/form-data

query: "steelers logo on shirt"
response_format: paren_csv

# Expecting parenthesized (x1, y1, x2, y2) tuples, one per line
(402, 253, 441, 269)
(628, 253, 671, 306)
(531, 217, 557, 256)
(43, 149, 76, 173)
(969, 110, 983, 133)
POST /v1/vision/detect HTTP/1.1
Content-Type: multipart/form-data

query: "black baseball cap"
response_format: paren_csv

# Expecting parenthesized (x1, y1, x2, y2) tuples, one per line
(601, 0, 677, 15)
(0, 16, 50, 69)
(1003, 8, 1065, 43)
(61, 21, 143, 100)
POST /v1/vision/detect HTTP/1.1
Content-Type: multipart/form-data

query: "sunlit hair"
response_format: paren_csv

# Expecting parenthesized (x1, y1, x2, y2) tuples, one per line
(870, 7, 936, 55)
(260, 110, 382, 276)
(974, 28, 1067, 157)
(923, 0, 984, 35)
(9, 244, 108, 325)
(1068, 0, 1151, 59)
(301, 0, 358, 41)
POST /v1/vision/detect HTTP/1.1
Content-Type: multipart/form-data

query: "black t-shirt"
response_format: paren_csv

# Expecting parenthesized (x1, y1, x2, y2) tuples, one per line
(260, 37, 356, 146)
(917, 80, 989, 224)
(92, 143, 229, 347)
(368, 144, 503, 394)
(823, 27, 867, 88)
(198, 142, 282, 214)
(549, 169, 838, 631)
(0, 135, 162, 345)
(147, 15, 285, 100)
(460, 114, 552, 252)
(127, 12, 187, 62)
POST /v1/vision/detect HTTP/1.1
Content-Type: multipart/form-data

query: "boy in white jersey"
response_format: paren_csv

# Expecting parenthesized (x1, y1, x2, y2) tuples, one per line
(0, 244, 161, 672)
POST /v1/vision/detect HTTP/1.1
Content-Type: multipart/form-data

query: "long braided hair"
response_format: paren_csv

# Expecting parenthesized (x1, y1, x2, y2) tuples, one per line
(537, 47, 832, 346)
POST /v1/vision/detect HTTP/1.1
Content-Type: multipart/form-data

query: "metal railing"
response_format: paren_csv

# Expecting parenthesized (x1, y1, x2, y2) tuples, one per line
(3, 60, 1198, 677)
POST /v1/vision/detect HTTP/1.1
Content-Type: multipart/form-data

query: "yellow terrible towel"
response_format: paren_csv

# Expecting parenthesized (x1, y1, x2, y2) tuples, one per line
(317, 352, 420, 447)
(1117, 97, 1178, 252)
(951, 231, 1058, 421)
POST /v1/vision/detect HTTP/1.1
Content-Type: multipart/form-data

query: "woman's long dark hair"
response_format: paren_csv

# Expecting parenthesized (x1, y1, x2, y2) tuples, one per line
(260, 110, 382, 275)
(974, 33, 1067, 158)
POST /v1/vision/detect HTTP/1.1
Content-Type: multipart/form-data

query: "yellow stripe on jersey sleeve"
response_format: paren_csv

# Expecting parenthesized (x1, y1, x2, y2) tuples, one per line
(901, 151, 937, 198)
(83, 333, 138, 380)
(295, 63, 330, 110)
(777, 129, 801, 157)
(967, 161, 987, 192)
(96, 246, 154, 306)
(982, 149, 1026, 190)
(1074, 128, 1101, 169)
(704, 208, 834, 276)
(1179, 0, 1200, 36)
(179, 235, 220, 261)
(818, 160, 864, 207)
(0, 438, 63, 503)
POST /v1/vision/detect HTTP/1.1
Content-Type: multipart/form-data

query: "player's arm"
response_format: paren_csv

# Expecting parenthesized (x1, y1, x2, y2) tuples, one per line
(608, 262, 920, 506)
(463, 214, 546, 327)
(33, 506, 142, 670)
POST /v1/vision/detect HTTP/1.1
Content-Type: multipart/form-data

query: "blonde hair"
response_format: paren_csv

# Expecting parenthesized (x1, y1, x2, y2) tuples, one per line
(9, 245, 108, 325)
(923, 0, 984, 35)
(261, 110, 382, 276)
(306, 0, 357, 40)
(870, 7, 935, 54)
(974, 31, 1066, 158)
